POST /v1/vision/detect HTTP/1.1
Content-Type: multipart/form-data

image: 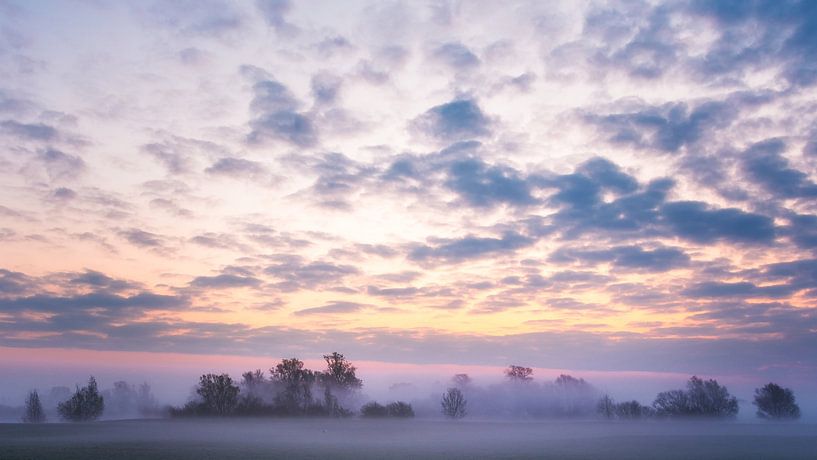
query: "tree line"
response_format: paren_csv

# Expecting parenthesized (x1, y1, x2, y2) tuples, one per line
(18, 357, 803, 422)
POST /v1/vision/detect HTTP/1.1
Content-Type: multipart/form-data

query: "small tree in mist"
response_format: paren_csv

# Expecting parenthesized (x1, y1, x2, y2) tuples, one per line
(196, 373, 239, 416)
(653, 376, 738, 418)
(754, 383, 800, 420)
(615, 400, 646, 419)
(58, 376, 104, 421)
(22, 390, 46, 423)
(386, 401, 414, 417)
(360, 401, 388, 417)
(505, 365, 533, 382)
(441, 387, 467, 419)
(318, 352, 361, 416)
(597, 394, 615, 419)
(271, 358, 316, 414)
(452, 373, 472, 389)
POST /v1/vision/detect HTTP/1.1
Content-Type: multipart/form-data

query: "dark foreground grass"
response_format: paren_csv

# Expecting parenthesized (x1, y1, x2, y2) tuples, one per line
(1, 418, 814, 460)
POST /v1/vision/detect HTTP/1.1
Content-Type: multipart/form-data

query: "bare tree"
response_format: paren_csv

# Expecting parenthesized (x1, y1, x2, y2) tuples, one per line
(505, 365, 533, 382)
(754, 383, 801, 420)
(597, 394, 615, 419)
(441, 387, 467, 419)
(22, 390, 46, 423)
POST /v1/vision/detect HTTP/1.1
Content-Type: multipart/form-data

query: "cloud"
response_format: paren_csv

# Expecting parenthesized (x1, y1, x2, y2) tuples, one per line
(145, 0, 244, 38)
(255, 0, 297, 34)
(38, 148, 85, 180)
(189, 274, 262, 289)
(412, 99, 492, 142)
(445, 157, 537, 208)
(550, 245, 690, 272)
(0, 269, 36, 294)
(293, 301, 365, 316)
(67, 270, 138, 292)
(585, 101, 733, 153)
(311, 72, 343, 105)
(660, 201, 776, 244)
(264, 256, 359, 291)
(682, 281, 797, 299)
(246, 78, 317, 147)
(690, 0, 817, 87)
(409, 232, 534, 265)
(432, 42, 480, 70)
(0, 119, 58, 141)
(742, 138, 817, 199)
(0, 292, 186, 313)
(118, 228, 166, 248)
(205, 157, 270, 182)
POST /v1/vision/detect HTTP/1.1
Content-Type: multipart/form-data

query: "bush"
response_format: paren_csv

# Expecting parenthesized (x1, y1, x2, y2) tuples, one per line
(754, 383, 800, 420)
(386, 401, 414, 417)
(360, 401, 388, 417)
(58, 377, 104, 422)
(653, 376, 738, 418)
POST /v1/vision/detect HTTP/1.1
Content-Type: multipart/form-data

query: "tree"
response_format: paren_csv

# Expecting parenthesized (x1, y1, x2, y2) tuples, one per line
(196, 373, 239, 416)
(441, 387, 467, 419)
(58, 376, 104, 421)
(505, 365, 533, 382)
(597, 394, 615, 419)
(753, 383, 800, 420)
(615, 401, 646, 419)
(136, 382, 159, 416)
(320, 352, 362, 391)
(452, 374, 472, 389)
(653, 376, 738, 418)
(271, 358, 316, 413)
(386, 401, 414, 417)
(360, 401, 388, 417)
(22, 390, 46, 423)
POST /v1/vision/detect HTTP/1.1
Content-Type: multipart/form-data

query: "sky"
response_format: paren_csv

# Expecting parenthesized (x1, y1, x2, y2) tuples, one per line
(1, 0, 816, 404)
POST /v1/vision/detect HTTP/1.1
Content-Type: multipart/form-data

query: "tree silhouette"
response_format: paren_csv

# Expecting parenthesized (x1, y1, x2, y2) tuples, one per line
(441, 387, 467, 419)
(320, 352, 362, 390)
(597, 394, 615, 419)
(271, 358, 316, 414)
(22, 390, 46, 423)
(452, 373, 472, 389)
(58, 376, 104, 421)
(360, 401, 388, 417)
(505, 365, 533, 382)
(615, 400, 646, 419)
(386, 401, 414, 417)
(753, 383, 800, 420)
(196, 373, 239, 416)
(653, 376, 738, 418)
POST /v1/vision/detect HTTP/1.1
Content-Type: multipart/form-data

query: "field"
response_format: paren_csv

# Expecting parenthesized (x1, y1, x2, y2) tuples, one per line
(1, 418, 815, 459)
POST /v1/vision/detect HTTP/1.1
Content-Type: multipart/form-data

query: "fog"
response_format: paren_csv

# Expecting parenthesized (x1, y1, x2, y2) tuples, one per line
(2, 418, 816, 460)
(2, 355, 815, 423)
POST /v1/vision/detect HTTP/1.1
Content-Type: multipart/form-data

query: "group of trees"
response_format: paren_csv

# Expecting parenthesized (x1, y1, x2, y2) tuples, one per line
(17, 362, 804, 423)
(173, 352, 367, 417)
(22, 377, 158, 423)
(360, 401, 415, 418)
(436, 366, 599, 419)
(597, 377, 802, 420)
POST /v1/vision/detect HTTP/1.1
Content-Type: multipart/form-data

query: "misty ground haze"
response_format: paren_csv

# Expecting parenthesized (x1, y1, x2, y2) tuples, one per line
(2, 418, 816, 460)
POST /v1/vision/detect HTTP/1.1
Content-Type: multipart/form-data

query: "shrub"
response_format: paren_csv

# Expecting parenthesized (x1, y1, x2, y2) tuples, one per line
(386, 401, 414, 418)
(360, 401, 388, 417)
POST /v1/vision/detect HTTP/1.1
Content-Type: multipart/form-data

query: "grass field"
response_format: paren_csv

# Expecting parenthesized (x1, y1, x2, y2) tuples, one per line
(1, 418, 814, 459)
